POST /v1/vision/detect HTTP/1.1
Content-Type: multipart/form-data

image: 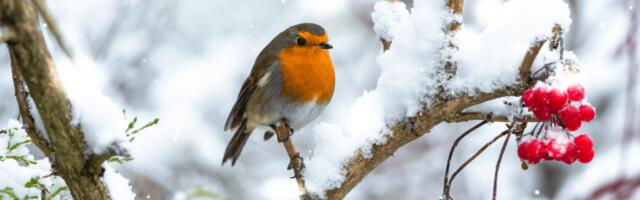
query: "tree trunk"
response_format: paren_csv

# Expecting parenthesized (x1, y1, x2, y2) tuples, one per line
(1, 0, 112, 199)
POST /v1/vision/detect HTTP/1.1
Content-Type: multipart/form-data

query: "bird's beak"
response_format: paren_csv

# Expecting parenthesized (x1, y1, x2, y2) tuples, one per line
(319, 42, 333, 49)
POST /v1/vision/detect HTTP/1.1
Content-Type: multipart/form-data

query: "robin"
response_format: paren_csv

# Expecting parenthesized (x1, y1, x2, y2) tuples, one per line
(222, 23, 335, 166)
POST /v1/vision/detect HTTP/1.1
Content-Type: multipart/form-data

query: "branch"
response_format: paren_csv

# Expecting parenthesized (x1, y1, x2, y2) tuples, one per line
(445, 130, 508, 199)
(31, 0, 73, 59)
(10, 49, 52, 156)
(2, 1, 110, 199)
(519, 39, 546, 82)
(492, 123, 514, 200)
(86, 145, 128, 176)
(446, 112, 538, 123)
(320, 39, 554, 199)
(274, 121, 307, 197)
(442, 120, 488, 198)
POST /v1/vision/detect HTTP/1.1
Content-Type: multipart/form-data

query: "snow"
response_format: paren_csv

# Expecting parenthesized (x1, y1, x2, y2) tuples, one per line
(452, 0, 572, 94)
(102, 164, 136, 200)
(0, 0, 626, 199)
(305, 0, 446, 197)
(0, 120, 69, 199)
(305, 0, 574, 197)
(56, 56, 129, 154)
(371, 1, 411, 42)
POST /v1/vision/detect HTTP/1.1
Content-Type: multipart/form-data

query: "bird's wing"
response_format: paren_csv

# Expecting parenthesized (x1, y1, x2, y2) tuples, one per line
(224, 54, 277, 131)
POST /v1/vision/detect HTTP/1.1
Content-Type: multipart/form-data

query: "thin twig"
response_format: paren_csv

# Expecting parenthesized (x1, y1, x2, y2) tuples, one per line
(10, 49, 52, 156)
(492, 123, 514, 200)
(446, 130, 509, 198)
(274, 121, 307, 196)
(442, 120, 489, 198)
(31, 0, 74, 60)
(447, 112, 538, 123)
(519, 40, 547, 83)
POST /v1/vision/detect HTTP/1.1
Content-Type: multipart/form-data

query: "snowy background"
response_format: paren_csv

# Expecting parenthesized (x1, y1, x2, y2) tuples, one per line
(0, 0, 638, 199)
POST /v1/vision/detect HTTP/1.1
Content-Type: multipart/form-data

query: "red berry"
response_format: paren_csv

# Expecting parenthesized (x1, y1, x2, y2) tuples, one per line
(562, 143, 578, 164)
(559, 105, 581, 130)
(532, 87, 550, 106)
(579, 104, 596, 122)
(565, 120, 582, 131)
(522, 89, 535, 107)
(533, 106, 552, 121)
(546, 139, 566, 160)
(567, 84, 585, 101)
(518, 141, 529, 160)
(574, 134, 593, 151)
(578, 149, 595, 163)
(548, 88, 568, 112)
(526, 140, 544, 164)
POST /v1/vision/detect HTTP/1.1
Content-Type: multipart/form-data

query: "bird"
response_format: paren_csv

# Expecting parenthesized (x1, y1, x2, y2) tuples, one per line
(222, 23, 335, 166)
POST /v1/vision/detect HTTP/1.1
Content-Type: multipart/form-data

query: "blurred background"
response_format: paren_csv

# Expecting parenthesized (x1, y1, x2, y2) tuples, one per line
(0, 0, 638, 199)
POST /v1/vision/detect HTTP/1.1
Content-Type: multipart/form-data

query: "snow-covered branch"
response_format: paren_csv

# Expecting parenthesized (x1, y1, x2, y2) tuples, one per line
(303, 0, 573, 199)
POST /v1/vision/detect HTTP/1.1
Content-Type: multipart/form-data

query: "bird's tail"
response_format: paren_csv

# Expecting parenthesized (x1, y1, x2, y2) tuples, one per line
(222, 119, 253, 166)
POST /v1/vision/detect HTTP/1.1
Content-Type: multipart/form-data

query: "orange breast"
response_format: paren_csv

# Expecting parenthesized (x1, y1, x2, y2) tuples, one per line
(278, 46, 335, 104)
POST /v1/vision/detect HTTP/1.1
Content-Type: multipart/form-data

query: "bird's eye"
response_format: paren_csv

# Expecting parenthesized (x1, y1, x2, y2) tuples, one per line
(296, 37, 306, 46)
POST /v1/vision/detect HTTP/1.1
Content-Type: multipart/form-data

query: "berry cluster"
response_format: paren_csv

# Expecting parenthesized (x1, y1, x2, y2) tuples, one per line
(517, 133, 594, 164)
(518, 84, 597, 165)
(521, 84, 595, 131)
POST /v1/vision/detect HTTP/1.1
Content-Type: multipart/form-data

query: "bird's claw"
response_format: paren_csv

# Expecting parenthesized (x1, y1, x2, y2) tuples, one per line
(287, 153, 305, 179)
(277, 134, 290, 143)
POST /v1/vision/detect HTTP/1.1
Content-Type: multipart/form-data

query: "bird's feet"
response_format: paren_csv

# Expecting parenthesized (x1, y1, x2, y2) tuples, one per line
(287, 153, 305, 179)
(276, 128, 295, 143)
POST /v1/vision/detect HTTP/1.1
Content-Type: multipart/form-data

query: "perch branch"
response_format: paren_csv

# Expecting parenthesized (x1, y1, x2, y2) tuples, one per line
(274, 121, 307, 196)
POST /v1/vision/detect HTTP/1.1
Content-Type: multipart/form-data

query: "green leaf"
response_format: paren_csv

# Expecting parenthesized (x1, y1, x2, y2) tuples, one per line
(0, 187, 19, 200)
(8, 140, 31, 152)
(49, 186, 68, 199)
(5, 155, 37, 166)
(125, 117, 138, 133)
(23, 178, 39, 188)
(107, 156, 134, 164)
(188, 187, 228, 200)
(130, 118, 159, 135)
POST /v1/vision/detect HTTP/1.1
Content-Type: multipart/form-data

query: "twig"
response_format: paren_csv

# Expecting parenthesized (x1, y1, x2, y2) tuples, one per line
(445, 130, 508, 198)
(620, 0, 638, 178)
(447, 112, 538, 123)
(587, 175, 640, 200)
(9, 49, 52, 156)
(492, 123, 514, 200)
(442, 120, 489, 198)
(85, 145, 128, 176)
(31, 0, 74, 60)
(274, 121, 307, 196)
(519, 40, 547, 83)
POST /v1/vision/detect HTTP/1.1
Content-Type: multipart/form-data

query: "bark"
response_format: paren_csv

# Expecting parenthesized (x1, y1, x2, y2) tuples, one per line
(1, 0, 114, 199)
